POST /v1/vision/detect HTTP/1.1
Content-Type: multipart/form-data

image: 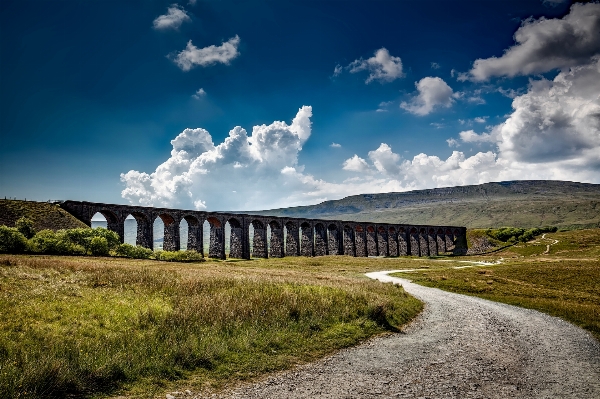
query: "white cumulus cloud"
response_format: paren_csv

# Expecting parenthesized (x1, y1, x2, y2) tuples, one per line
(121, 106, 313, 210)
(466, 3, 600, 81)
(347, 48, 404, 83)
(121, 55, 600, 211)
(153, 5, 191, 30)
(400, 77, 454, 116)
(173, 35, 240, 71)
(342, 155, 370, 172)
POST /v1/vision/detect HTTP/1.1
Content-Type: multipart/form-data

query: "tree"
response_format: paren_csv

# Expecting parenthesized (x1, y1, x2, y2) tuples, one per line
(15, 217, 35, 239)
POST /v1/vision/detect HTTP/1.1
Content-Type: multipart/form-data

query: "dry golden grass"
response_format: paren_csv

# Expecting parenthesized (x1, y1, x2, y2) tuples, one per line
(0, 254, 422, 398)
(391, 229, 600, 341)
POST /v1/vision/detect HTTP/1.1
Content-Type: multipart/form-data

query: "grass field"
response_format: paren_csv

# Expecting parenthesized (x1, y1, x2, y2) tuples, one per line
(2, 229, 598, 398)
(0, 255, 423, 399)
(391, 229, 600, 341)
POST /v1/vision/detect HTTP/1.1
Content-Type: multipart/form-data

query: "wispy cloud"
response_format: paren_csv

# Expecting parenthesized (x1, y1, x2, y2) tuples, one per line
(173, 35, 240, 71)
(153, 5, 191, 30)
(192, 88, 206, 99)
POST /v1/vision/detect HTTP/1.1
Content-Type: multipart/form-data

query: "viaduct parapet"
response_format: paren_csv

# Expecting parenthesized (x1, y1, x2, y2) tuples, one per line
(61, 200, 468, 259)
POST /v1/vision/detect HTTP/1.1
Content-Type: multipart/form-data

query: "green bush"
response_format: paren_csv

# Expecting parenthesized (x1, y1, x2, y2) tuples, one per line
(61, 227, 120, 253)
(15, 217, 35, 239)
(486, 226, 558, 243)
(155, 250, 205, 262)
(90, 236, 109, 256)
(28, 230, 86, 256)
(0, 226, 28, 254)
(115, 243, 154, 259)
(28, 228, 120, 256)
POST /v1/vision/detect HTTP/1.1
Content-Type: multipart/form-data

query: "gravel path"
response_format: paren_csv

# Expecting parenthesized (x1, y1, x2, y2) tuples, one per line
(205, 271, 600, 399)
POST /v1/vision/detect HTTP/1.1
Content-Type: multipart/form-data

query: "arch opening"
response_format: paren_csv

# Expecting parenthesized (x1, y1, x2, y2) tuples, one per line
(123, 214, 138, 246)
(91, 212, 108, 229)
(153, 216, 164, 251)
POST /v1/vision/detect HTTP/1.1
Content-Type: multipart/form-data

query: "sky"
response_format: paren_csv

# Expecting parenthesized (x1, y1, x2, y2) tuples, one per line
(1, 0, 599, 212)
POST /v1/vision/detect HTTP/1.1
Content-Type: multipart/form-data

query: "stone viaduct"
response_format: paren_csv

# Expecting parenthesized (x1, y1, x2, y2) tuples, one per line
(61, 200, 468, 260)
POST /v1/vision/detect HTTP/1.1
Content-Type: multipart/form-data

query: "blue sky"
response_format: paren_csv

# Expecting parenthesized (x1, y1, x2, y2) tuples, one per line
(1, 0, 599, 211)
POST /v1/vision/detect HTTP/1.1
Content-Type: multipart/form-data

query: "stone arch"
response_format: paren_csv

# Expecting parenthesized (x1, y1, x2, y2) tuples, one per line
(251, 219, 268, 258)
(129, 211, 152, 248)
(343, 225, 355, 256)
(207, 216, 225, 259)
(327, 223, 340, 256)
(182, 215, 202, 254)
(436, 227, 447, 254)
(354, 224, 367, 257)
(366, 225, 377, 256)
(228, 217, 243, 258)
(93, 209, 124, 242)
(285, 221, 299, 256)
(427, 228, 438, 256)
(300, 221, 313, 257)
(409, 227, 420, 256)
(445, 228, 455, 252)
(387, 226, 398, 257)
(269, 220, 284, 258)
(156, 213, 180, 252)
(377, 226, 388, 256)
(418, 227, 429, 257)
(398, 227, 408, 256)
(314, 223, 327, 256)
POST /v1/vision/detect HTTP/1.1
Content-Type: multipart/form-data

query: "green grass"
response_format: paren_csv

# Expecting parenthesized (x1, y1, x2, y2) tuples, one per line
(390, 229, 600, 341)
(0, 255, 422, 398)
(254, 181, 600, 229)
(0, 200, 87, 232)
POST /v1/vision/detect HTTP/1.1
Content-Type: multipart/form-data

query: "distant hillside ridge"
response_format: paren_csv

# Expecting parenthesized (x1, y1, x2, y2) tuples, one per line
(0, 200, 88, 231)
(250, 180, 600, 229)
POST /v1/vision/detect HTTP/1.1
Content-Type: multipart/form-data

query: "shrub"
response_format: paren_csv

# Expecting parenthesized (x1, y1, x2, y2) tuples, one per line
(90, 236, 109, 256)
(15, 217, 35, 239)
(61, 227, 120, 253)
(155, 250, 205, 262)
(486, 226, 557, 243)
(0, 226, 28, 254)
(115, 243, 154, 259)
(28, 230, 86, 255)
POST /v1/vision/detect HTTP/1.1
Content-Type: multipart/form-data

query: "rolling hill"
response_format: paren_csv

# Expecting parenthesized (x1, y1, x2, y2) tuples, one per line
(250, 180, 600, 229)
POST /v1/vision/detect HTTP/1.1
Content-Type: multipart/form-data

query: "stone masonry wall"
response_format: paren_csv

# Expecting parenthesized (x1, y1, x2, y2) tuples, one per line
(60, 200, 467, 260)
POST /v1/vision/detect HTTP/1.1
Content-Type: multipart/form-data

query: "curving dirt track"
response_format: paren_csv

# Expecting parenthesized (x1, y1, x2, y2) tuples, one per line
(212, 272, 600, 399)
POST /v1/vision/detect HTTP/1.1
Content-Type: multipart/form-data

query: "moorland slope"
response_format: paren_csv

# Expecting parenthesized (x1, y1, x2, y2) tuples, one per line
(0, 200, 87, 231)
(251, 180, 600, 229)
